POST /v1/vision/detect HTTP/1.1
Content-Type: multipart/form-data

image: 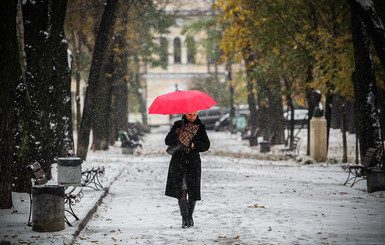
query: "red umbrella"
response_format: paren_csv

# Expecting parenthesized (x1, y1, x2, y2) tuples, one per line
(148, 90, 217, 115)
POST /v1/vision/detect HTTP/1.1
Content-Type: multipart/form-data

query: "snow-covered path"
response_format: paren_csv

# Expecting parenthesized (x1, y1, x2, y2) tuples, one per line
(73, 127, 385, 244)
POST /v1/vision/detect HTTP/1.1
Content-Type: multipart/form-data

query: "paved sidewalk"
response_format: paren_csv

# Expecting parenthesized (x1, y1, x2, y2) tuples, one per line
(1, 126, 384, 244)
(0, 147, 129, 245)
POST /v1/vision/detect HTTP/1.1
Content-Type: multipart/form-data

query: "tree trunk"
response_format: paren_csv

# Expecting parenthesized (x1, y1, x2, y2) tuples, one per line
(283, 76, 295, 147)
(324, 89, 333, 152)
(108, 35, 129, 144)
(70, 28, 82, 132)
(348, 0, 385, 71)
(341, 97, 348, 163)
(305, 64, 314, 156)
(134, 73, 148, 126)
(243, 48, 259, 138)
(349, 0, 385, 166)
(77, 0, 119, 160)
(346, 100, 356, 133)
(377, 87, 385, 140)
(330, 96, 342, 129)
(267, 88, 285, 145)
(92, 53, 114, 151)
(0, 0, 22, 209)
(49, 0, 73, 157)
(131, 57, 148, 126)
(22, 0, 63, 182)
(110, 79, 128, 144)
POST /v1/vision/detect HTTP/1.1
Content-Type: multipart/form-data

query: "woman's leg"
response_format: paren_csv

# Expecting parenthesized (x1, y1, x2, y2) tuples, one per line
(188, 197, 196, 227)
(179, 190, 187, 201)
(178, 190, 189, 228)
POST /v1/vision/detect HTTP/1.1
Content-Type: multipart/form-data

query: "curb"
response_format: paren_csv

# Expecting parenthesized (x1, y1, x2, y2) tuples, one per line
(69, 165, 128, 245)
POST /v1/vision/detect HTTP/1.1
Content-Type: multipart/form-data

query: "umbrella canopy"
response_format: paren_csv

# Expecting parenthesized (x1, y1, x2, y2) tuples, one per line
(148, 90, 217, 115)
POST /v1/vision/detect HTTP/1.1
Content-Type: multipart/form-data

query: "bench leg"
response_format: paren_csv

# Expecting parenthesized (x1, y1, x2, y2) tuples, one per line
(27, 193, 32, 226)
(94, 173, 104, 190)
(350, 176, 365, 187)
(64, 216, 73, 227)
(344, 170, 353, 186)
(82, 172, 104, 191)
(344, 168, 365, 187)
(64, 198, 80, 226)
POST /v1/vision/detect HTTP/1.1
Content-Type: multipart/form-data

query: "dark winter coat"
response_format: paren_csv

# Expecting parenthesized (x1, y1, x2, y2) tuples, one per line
(165, 115, 210, 200)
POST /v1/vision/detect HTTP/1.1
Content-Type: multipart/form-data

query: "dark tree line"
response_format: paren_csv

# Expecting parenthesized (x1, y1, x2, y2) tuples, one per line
(0, 0, 172, 208)
(348, 0, 385, 166)
(0, 1, 23, 209)
(1, 0, 74, 208)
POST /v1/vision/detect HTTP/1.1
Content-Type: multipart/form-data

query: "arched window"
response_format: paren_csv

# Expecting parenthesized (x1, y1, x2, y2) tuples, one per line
(174, 37, 181, 64)
(160, 37, 168, 64)
(186, 36, 196, 64)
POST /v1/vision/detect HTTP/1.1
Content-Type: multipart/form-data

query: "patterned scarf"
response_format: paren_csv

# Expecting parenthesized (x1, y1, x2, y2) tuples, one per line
(178, 123, 199, 146)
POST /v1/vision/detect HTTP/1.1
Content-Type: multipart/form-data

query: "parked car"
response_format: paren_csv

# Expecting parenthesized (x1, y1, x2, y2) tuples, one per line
(198, 107, 230, 130)
(214, 112, 249, 132)
(283, 109, 309, 127)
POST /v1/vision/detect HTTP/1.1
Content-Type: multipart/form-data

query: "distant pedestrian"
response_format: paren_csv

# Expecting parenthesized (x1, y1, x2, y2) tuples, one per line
(165, 111, 210, 228)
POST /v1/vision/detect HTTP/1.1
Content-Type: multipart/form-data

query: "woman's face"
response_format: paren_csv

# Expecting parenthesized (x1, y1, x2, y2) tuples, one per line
(185, 111, 198, 122)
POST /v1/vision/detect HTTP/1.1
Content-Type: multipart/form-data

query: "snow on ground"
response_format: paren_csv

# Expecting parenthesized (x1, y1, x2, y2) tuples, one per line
(1, 126, 384, 245)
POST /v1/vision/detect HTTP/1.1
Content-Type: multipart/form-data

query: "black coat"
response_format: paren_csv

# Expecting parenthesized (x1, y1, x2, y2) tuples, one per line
(165, 115, 210, 200)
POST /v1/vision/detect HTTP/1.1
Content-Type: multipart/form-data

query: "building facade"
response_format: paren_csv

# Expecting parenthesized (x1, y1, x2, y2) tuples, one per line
(143, 0, 227, 125)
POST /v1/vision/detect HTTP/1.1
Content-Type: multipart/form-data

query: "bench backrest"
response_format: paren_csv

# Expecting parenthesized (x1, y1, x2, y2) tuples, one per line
(28, 162, 48, 186)
(290, 137, 301, 149)
(361, 148, 376, 167)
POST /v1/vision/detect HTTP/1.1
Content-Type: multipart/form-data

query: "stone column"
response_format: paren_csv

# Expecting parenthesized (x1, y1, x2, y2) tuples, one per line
(310, 117, 327, 162)
(57, 157, 83, 187)
(32, 185, 65, 232)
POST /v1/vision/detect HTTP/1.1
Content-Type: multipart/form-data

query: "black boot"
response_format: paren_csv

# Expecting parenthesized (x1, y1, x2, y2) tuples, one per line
(188, 199, 196, 227)
(178, 201, 189, 229)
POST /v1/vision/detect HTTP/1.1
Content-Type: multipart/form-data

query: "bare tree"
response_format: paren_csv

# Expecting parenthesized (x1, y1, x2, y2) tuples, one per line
(0, 0, 22, 209)
(77, 0, 119, 160)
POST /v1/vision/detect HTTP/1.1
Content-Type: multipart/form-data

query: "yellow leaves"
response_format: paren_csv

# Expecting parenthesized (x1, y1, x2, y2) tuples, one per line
(216, 235, 241, 242)
(247, 204, 265, 208)
(229, 9, 234, 17)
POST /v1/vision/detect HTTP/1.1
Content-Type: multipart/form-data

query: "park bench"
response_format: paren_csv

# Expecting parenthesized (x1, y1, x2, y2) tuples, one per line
(119, 131, 142, 148)
(278, 136, 302, 159)
(242, 128, 260, 146)
(27, 162, 84, 227)
(64, 185, 83, 226)
(343, 147, 376, 187)
(27, 162, 48, 226)
(81, 166, 105, 191)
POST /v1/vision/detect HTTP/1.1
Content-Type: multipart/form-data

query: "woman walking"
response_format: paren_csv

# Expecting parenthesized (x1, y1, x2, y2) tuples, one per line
(165, 111, 210, 228)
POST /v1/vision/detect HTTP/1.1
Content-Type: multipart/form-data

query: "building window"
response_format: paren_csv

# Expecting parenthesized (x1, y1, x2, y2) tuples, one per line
(174, 37, 181, 64)
(186, 36, 196, 64)
(160, 37, 168, 64)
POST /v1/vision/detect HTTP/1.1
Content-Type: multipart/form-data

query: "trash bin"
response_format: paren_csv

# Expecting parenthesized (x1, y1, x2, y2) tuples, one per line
(122, 147, 134, 154)
(260, 141, 270, 153)
(32, 185, 65, 232)
(249, 137, 258, 147)
(57, 157, 83, 187)
(119, 131, 135, 154)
